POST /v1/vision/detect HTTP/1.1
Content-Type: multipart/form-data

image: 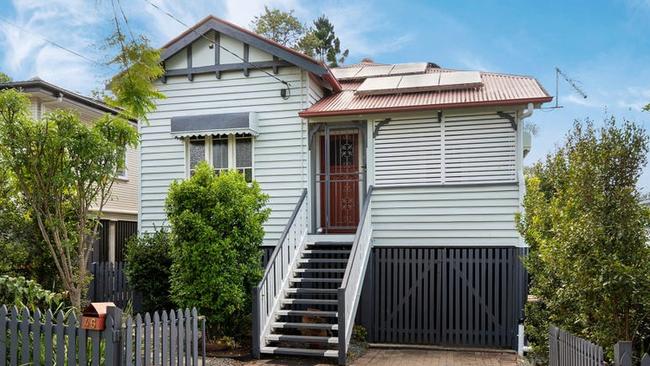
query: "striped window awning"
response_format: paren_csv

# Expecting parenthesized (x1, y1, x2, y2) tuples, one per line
(170, 112, 259, 138)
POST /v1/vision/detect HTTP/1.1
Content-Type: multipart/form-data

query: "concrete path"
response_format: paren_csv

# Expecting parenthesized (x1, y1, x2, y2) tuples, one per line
(353, 348, 518, 366)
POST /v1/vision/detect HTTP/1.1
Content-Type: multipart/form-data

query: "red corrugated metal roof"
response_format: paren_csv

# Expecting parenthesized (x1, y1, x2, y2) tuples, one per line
(300, 67, 552, 117)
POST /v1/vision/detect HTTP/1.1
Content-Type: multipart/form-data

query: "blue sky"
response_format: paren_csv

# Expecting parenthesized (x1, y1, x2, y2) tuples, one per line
(1, 0, 649, 190)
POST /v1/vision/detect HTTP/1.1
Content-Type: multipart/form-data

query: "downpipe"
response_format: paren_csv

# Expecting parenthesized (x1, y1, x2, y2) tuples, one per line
(521, 102, 534, 119)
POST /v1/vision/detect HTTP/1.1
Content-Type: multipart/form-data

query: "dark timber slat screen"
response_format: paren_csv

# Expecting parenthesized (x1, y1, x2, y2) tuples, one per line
(358, 247, 527, 349)
(92, 219, 110, 262)
(115, 220, 138, 262)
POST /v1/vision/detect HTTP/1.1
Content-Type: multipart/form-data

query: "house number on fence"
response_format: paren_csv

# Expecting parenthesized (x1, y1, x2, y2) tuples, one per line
(80, 301, 115, 331)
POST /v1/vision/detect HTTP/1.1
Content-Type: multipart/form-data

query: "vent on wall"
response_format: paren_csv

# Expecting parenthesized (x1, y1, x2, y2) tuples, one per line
(355, 71, 483, 96)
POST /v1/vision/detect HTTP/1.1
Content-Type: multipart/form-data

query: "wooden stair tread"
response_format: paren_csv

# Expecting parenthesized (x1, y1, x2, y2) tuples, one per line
(298, 258, 348, 263)
(286, 288, 338, 294)
(272, 322, 338, 330)
(276, 310, 338, 317)
(282, 298, 338, 305)
(294, 268, 345, 273)
(290, 277, 342, 283)
(260, 346, 338, 358)
(266, 334, 338, 344)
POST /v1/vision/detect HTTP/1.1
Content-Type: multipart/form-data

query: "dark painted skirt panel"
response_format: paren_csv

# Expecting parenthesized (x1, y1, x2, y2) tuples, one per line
(357, 247, 528, 350)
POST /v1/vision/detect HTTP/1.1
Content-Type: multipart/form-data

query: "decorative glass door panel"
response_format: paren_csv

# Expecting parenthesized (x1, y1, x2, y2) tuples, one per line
(318, 131, 361, 233)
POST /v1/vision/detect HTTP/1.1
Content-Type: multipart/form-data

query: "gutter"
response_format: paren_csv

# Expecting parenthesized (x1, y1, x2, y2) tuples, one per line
(299, 96, 553, 118)
(0, 79, 138, 123)
(321, 68, 342, 93)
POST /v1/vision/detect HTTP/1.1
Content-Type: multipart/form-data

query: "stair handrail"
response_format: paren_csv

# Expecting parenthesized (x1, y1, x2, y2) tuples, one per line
(337, 185, 374, 365)
(252, 188, 309, 358)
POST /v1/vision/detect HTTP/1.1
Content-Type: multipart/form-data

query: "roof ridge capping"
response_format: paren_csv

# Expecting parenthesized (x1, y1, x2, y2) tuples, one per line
(356, 70, 483, 96)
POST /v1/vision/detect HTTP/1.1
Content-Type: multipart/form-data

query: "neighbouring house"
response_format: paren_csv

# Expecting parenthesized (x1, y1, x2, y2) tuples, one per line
(139, 15, 552, 364)
(0, 78, 139, 264)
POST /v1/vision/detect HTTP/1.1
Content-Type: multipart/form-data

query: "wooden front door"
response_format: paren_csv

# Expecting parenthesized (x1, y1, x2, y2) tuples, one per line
(319, 132, 360, 233)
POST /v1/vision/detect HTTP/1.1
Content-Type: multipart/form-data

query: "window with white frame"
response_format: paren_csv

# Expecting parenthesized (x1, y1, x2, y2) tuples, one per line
(116, 149, 128, 180)
(186, 135, 254, 182)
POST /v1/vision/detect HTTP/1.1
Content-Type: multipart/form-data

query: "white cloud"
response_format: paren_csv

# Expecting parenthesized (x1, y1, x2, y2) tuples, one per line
(133, 0, 304, 46)
(565, 94, 596, 108)
(222, 0, 303, 29)
(0, 0, 103, 92)
(318, 1, 414, 62)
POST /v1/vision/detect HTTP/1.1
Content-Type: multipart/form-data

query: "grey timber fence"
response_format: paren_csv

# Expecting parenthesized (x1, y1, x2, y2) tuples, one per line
(358, 246, 528, 349)
(549, 326, 604, 366)
(0, 305, 206, 366)
(89, 261, 142, 312)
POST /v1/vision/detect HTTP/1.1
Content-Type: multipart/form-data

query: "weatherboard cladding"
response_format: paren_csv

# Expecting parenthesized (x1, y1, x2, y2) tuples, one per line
(371, 183, 521, 246)
(140, 67, 309, 245)
(300, 69, 552, 117)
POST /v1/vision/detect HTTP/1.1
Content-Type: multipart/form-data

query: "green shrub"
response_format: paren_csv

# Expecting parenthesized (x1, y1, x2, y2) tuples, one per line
(517, 119, 650, 361)
(165, 162, 270, 338)
(124, 229, 173, 313)
(352, 325, 368, 343)
(0, 275, 64, 310)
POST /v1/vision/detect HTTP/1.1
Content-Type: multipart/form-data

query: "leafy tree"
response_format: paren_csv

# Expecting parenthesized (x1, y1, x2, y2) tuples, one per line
(0, 275, 64, 311)
(251, 6, 305, 48)
(0, 167, 58, 288)
(125, 229, 173, 313)
(0, 72, 11, 83)
(0, 89, 139, 310)
(166, 163, 269, 338)
(517, 118, 650, 361)
(299, 15, 349, 67)
(104, 32, 165, 123)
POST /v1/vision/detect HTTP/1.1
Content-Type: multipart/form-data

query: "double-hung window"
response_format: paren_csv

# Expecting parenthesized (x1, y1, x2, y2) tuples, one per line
(186, 135, 254, 182)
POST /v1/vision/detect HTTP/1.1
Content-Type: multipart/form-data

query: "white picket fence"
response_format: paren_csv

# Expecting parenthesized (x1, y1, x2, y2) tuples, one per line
(0, 305, 206, 366)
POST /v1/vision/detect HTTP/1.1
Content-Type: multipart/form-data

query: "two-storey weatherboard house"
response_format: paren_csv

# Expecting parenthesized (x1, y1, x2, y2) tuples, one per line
(139, 16, 552, 364)
(0, 78, 140, 264)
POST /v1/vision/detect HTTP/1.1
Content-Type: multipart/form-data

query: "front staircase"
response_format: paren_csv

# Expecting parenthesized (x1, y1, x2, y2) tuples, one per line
(253, 187, 374, 365)
(260, 238, 352, 359)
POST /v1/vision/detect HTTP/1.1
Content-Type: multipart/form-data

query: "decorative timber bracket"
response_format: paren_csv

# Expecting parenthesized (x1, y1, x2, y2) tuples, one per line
(309, 123, 323, 146)
(373, 118, 391, 138)
(497, 111, 517, 131)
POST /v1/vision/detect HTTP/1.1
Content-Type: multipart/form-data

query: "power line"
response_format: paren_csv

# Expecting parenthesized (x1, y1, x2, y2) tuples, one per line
(0, 15, 103, 67)
(142, 0, 291, 88)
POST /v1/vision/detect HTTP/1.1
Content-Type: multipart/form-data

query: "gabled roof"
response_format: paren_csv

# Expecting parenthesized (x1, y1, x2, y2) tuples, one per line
(300, 65, 553, 117)
(0, 78, 126, 117)
(161, 15, 341, 92)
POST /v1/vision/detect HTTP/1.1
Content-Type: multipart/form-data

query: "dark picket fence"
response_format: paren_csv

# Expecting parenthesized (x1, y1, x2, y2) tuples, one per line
(549, 326, 604, 366)
(0, 305, 206, 366)
(89, 261, 142, 313)
(549, 326, 650, 366)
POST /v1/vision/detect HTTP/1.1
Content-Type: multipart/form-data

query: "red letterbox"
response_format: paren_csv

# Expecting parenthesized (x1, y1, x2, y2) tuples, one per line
(81, 302, 116, 330)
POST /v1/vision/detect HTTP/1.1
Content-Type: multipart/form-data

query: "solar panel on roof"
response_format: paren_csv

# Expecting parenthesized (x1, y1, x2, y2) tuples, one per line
(355, 65, 395, 78)
(389, 63, 428, 76)
(333, 62, 430, 80)
(355, 71, 483, 96)
(397, 74, 440, 93)
(331, 67, 362, 79)
(356, 75, 401, 95)
(438, 71, 482, 89)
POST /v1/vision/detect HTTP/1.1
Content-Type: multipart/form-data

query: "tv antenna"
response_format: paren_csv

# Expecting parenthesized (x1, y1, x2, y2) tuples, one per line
(549, 67, 587, 109)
